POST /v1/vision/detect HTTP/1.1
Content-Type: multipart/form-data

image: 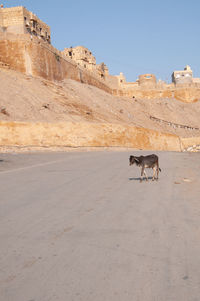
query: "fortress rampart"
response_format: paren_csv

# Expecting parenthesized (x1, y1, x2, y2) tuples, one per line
(0, 5, 200, 103)
(0, 32, 112, 94)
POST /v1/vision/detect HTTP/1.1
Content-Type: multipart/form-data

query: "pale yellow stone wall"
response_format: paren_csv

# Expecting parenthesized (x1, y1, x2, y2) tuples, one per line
(193, 78, 200, 84)
(0, 32, 112, 93)
(23, 7, 50, 42)
(0, 6, 24, 34)
(62, 46, 109, 79)
(0, 6, 50, 42)
(63, 46, 96, 69)
(0, 6, 24, 26)
(138, 74, 157, 87)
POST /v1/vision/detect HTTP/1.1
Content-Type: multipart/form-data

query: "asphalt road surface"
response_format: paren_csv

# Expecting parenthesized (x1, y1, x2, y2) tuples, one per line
(0, 150, 200, 301)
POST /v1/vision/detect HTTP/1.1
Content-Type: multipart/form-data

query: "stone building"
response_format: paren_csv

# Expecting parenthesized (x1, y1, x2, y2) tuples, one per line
(62, 46, 109, 78)
(0, 5, 51, 43)
(172, 65, 193, 85)
(63, 46, 96, 70)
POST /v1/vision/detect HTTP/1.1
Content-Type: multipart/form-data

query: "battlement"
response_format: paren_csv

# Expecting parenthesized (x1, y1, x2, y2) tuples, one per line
(0, 6, 50, 43)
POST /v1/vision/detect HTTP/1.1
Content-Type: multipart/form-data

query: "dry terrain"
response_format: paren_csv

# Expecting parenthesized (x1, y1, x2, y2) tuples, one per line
(0, 67, 200, 139)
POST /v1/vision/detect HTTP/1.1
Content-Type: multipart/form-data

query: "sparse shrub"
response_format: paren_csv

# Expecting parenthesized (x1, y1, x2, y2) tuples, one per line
(0, 107, 9, 116)
(54, 53, 60, 62)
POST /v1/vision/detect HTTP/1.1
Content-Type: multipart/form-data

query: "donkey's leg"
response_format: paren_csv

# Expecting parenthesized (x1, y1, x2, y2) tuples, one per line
(144, 169, 148, 181)
(156, 162, 159, 180)
(140, 166, 145, 182)
(152, 167, 156, 181)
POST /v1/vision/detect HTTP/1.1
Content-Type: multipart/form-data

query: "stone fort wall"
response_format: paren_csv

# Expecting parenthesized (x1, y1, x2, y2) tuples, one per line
(0, 6, 200, 103)
(0, 32, 112, 94)
(1, 31, 199, 103)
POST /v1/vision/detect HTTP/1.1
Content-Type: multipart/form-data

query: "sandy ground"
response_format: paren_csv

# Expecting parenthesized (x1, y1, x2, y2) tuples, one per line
(0, 150, 200, 301)
(0, 67, 200, 138)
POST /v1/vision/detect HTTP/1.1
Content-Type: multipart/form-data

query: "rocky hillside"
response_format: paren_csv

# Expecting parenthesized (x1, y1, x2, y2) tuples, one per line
(0, 67, 200, 138)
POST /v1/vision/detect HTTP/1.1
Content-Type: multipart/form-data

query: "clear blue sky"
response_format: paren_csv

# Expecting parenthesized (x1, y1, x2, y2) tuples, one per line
(3, 0, 200, 82)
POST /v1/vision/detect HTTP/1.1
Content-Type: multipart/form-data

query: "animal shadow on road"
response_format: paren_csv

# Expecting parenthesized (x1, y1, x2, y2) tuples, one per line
(129, 176, 154, 181)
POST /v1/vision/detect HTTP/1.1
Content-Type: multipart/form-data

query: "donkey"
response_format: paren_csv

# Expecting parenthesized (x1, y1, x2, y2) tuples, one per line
(129, 154, 161, 182)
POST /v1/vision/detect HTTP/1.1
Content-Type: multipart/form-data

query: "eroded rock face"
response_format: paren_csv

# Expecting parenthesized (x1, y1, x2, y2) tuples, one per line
(0, 121, 181, 151)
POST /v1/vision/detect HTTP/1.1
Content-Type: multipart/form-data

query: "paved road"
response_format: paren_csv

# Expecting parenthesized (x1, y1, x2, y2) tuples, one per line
(0, 150, 200, 301)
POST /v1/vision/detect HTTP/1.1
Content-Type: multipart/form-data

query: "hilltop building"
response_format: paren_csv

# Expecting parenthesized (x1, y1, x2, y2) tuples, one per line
(62, 46, 109, 78)
(63, 46, 96, 70)
(172, 65, 193, 85)
(0, 5, 51, 43)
